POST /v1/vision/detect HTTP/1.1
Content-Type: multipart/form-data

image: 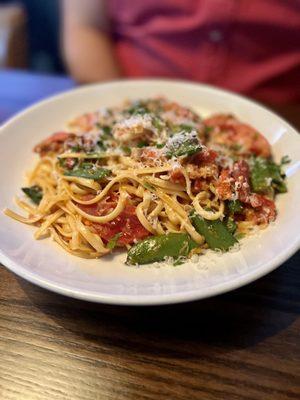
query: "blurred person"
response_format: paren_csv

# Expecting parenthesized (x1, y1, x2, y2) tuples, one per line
(62, 0, 300, 103)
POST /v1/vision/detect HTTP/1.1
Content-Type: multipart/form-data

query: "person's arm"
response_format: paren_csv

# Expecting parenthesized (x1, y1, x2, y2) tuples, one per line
(62, 0, 121, 83)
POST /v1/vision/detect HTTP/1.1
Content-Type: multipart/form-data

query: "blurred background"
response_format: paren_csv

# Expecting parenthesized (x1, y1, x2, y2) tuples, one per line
(0, 0, 62, 73)
(0, 0, 299, 123)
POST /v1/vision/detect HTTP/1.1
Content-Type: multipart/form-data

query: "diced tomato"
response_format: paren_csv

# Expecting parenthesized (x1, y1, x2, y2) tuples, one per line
(77, 195, 150, 246)
(232, 160, 249, 180)
(248, 193, 263, 208)
(232, 160, 251, 202)
(216, 169, 233, 200)
(131, 147, 166, 167)
(141, 148, 157, 158)
(193, 179, 203, 192)
(246, 195, 276, 224)
(191, 149, 218, 165)
(78, 194, 118, 216)
(204, 114, 271, 158)
(192, 178, 211, 193)
(34, 131, 74, 155)
(169, 168, 185, 184)
(216, 160, 251, 202)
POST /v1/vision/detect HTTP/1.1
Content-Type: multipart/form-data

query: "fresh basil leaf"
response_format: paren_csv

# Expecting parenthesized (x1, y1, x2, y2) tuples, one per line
(22, 185, 43, 205)
(152, 117, 164, 131)
(64, 164, 111, 180)
(70, 145, 82, 152)
(227, 200, 243, 214)
(178, 124, 194, 133)
(190, 211, 237, 251)
(166, 136, 202, 158)
(137, 141, 149, 148)
(121, 146, 131, 155)
(250, 157, 287, 194)
(96, 140, 107, 151)
(235, 232, 245, 240)
(127, 102, 149, 115)
(225, 217, 237, 234)
(280, 155, 291, 165)
(58, 157, 67, 167)
(58, 153, 106, 163)
(102, 126, 112, 136)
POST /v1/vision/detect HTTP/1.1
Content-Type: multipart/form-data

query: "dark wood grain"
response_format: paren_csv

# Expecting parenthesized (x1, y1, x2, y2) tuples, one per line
(0, 71, 299, 400)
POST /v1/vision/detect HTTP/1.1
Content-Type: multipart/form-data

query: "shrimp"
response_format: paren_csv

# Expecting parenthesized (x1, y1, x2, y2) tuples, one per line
(204, 114, 271, 158)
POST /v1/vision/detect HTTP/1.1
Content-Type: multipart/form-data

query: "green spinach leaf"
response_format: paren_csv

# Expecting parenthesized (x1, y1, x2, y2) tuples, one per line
(22, 185, 43, 205)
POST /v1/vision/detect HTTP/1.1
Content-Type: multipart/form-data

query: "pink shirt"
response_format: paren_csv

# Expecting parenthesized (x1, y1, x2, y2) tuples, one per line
(108, 0, 300, 103)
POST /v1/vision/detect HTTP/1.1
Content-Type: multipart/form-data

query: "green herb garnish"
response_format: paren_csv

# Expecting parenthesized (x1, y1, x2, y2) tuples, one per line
(127, 101, 149, 116)
(166, 135, 202, 158)
(102, 126, 112, 136)
(137, 141, 149, 148)
(225, 217, 237, 234)
(250, 157, 287, 194)
(70, 145, 82, 152)
(235, 233, 245, 240)
(126, 233, 198, 265)
(190, 211, 237, 251)
(179, 124, 194, 133)
(22, 185, 43, 205)
(153, 117, 164, 131)
(121, 146, 131, 155)
(227, 200, 243, 214)
(280, 155, 291, 165)
(96, 140, 107, 151)
(64, 163, 111, 180)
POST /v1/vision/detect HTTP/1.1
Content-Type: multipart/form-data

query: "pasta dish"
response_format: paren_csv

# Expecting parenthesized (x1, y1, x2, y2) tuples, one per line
(4, 97, 289, 265)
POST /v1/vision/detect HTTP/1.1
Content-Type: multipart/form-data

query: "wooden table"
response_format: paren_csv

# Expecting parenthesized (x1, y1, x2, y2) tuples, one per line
(0, 70, 299, 400)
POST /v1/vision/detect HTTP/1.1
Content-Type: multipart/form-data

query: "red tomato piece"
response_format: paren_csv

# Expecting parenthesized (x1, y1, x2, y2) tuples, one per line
(216, 160, 251, 202)
(169, 168, 186, 184)
(193, 179, 203, 192)
(191, 149, 218, 165)
(247, 195, 276, 224)
(232, 160, 251, 202)
(77, 196, 150, 246)
(216, 169, 233, 200)
(248, 193, 263, 208)
(139, 148, 167, 166)
(78, 194, 117, 216)
(232, 160, 250, 180)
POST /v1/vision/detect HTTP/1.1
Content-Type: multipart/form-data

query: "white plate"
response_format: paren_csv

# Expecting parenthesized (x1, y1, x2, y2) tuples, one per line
(0, 79, 299, 305)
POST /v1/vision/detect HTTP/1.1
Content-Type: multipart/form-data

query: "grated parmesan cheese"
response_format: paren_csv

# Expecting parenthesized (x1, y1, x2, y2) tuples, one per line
(112, 114, 157, 143)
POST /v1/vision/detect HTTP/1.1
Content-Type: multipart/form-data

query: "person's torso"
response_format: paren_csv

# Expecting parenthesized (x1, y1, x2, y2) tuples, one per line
(108, 0, 300, 103)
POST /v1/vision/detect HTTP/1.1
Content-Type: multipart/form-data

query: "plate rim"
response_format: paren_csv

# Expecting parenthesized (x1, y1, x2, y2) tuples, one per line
(0, 239, 299, 305)
(1, 78, 300, 305)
